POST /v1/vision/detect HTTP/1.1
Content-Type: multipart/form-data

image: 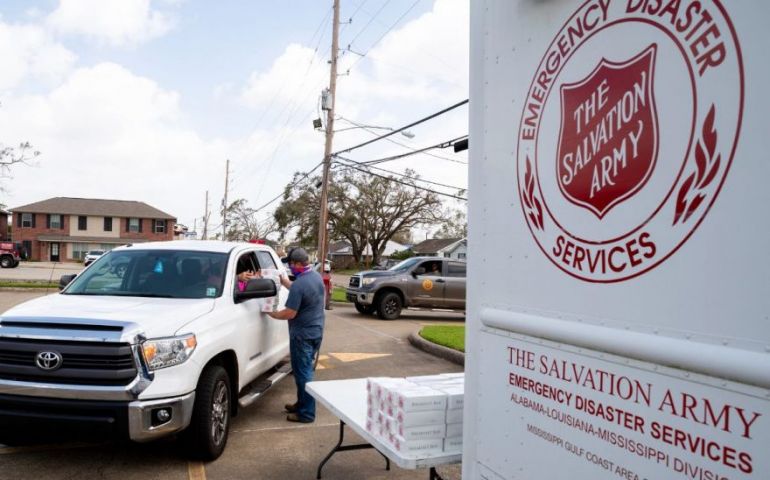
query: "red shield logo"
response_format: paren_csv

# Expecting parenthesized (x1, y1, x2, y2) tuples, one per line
(557, 45, 658, 218)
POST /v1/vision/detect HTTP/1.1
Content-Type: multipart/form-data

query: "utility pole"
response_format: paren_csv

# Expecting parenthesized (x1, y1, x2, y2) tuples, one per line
(317, 0, 340, 264)
(203, 190, 210, 240)
(222, 159, 230, 241)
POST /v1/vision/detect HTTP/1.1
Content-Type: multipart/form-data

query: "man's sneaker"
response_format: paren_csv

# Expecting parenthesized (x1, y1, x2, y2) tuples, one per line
(286, 413, 313, 423)
(284, 402, 298, 413)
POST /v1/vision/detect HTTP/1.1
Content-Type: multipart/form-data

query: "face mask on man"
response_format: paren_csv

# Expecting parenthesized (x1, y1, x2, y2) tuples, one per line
(291, 264, 310, 277)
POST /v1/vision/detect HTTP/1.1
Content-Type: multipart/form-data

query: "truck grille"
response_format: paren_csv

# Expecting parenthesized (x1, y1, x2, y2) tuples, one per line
(349, 276, 361, 288)
(0, 338, 137, 386)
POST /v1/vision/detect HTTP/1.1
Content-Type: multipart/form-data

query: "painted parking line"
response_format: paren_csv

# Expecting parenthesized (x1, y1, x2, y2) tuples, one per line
(188, 461, 207, 480)
(328, 352, 391, 363)
(231, 422, 338, 435)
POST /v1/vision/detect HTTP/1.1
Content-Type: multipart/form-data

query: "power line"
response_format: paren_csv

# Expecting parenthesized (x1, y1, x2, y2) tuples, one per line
(251, 161, 325, 214)
(334, 160, 467, 201)
(348, 0, 392, 46)
(334, 154, 465, 191)
(340, 135, 468, 167)
(334, 99, 469, 155)
(348, 0, 421, 72)
(336, 116, 467, 164)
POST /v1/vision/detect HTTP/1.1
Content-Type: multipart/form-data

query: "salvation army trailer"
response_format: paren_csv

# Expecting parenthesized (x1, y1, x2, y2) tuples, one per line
(464, 1, 769, 479)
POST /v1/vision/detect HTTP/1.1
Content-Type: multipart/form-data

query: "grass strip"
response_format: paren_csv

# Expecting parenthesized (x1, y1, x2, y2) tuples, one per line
(0, 282, 58, 289)
(419, 325, 465, 352)
(331, 286, 349, 302)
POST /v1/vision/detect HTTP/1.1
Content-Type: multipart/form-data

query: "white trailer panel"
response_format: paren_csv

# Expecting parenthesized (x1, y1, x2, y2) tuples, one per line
(465, 1, 770, 479)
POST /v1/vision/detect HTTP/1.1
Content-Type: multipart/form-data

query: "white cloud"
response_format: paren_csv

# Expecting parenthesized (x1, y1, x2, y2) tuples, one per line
(0, 21, 76, 91)
(1, 0, 469, 236)
(0, 63, 230, 225)
(239, 43, 328, 110)
(47, 0, 174, 46)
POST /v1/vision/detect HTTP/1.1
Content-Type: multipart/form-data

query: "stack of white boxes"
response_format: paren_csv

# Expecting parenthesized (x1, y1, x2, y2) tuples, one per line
(365, 373, 464, 457)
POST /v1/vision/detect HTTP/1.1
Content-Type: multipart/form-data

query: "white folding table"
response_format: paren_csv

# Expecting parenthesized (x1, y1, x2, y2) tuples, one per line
(307, 378, 462, 480)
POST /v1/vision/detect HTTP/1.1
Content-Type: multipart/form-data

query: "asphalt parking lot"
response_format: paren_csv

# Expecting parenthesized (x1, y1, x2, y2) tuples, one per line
(0, 261, 82, 282)
(0, 291, 464, 480)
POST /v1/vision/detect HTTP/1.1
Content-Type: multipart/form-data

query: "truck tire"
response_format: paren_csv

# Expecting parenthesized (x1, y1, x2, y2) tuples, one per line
(376, 292, 402, 320)
(182, 365, 231, 460)
(354, 302, 376, 315)
(0, 256, 12, 268)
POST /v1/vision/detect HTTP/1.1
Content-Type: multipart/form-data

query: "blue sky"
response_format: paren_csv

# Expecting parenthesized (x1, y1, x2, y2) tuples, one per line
(0, 0, 468, 233)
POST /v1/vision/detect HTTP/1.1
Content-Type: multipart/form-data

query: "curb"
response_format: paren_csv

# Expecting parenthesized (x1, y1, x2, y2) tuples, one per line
(408, 332, 465, 366)
(330, 301, 353, 308)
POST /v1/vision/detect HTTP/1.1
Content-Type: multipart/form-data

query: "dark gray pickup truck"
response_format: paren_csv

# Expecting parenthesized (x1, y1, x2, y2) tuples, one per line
(346, 256, 466, 320)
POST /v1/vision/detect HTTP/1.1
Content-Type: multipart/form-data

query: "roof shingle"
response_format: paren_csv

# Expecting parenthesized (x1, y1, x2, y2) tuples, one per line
(11, 197, 175, 220)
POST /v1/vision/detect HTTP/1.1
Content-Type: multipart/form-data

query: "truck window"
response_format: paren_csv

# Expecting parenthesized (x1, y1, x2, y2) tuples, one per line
(234, 252, 259, 293)
(256, 250, 277, 269)
(446, 262, 466, 278)
(63, 250, 227, 299)
(418, 261, 442, 275)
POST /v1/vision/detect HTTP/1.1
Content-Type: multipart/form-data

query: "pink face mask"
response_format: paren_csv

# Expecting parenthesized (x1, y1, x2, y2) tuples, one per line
(290, 264, 311, 277)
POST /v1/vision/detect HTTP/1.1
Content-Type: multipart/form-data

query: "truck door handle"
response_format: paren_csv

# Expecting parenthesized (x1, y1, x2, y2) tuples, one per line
(435, 279, 446, 283)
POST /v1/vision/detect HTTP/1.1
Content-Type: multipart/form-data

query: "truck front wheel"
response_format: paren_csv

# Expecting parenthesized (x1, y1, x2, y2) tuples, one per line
(354, 302, 376, 315)
(0, 256, 13, 268)
(376, 292, 402, 320)
(182, 365, 231, 460)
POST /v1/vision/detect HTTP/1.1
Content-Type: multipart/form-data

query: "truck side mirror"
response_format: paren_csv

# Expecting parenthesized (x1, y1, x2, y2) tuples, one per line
(235, 278, 277, 304)
(413, 267, 426, 277)
(59, 274, 76, 291)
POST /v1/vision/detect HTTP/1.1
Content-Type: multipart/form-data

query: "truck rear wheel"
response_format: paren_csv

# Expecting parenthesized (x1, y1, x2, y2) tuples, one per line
(376, 292, 402, 320)
(354, 302, 376, 315)
(182, 365, 231, 460)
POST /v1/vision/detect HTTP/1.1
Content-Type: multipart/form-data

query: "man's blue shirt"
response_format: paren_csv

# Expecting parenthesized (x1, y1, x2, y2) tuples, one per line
(285, 269, 325, 340)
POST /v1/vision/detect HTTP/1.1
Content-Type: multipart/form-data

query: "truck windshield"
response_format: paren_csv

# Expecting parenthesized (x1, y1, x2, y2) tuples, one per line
(63, 249, 228, 299)
(388, 258, 421, 272)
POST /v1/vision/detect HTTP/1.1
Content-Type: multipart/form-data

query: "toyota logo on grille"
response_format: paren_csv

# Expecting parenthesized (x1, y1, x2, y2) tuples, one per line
(35, 351, 63, 371)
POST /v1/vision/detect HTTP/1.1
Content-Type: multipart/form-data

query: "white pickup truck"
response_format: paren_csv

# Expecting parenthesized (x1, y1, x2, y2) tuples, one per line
(0, 240, 290, 460)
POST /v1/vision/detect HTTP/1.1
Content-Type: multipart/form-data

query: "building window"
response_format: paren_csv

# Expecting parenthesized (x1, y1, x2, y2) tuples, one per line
(154, 219, 166, 234)
(22, 213, 32, 228)
(72, 243, 89, 261)
(78, 216, 87, 230)
(100, 244, 114, 251)
(457, 253, 466, 260)
(104, 217, 112, 232)
(49, 214, 62, 229)
(129, 218, 140, 233)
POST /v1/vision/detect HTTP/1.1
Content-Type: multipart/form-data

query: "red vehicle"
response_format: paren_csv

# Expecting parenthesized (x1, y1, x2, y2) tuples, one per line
(0, 242, 20, 268)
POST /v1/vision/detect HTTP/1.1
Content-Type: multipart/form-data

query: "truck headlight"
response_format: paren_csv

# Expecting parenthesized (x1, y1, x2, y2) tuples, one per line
(142, 334, 197, 371)
(362, 277, 377, 286)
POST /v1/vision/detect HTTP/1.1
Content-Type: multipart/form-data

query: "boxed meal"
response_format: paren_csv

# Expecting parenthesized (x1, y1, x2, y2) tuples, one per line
(443, 436, 463, 454)
(395, 408, 446, 427)
(398, 423, 447, 441)
(391, 436, 444, 456)
(433, 385, 464, 410)
(395, 386, 448, 412)
(445, 407, 463, 424)
(446, 422, 463, 438)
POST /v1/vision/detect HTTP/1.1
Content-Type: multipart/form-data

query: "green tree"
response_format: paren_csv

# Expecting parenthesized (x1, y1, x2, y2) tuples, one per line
(220, 198, 277, 242)
(274, 168, 442, 265)
(1, 141, 39, 196)
(434, 208, 467, 239)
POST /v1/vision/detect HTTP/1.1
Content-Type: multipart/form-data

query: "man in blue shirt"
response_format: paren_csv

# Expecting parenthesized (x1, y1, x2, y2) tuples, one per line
(268, 248, 325, 423)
